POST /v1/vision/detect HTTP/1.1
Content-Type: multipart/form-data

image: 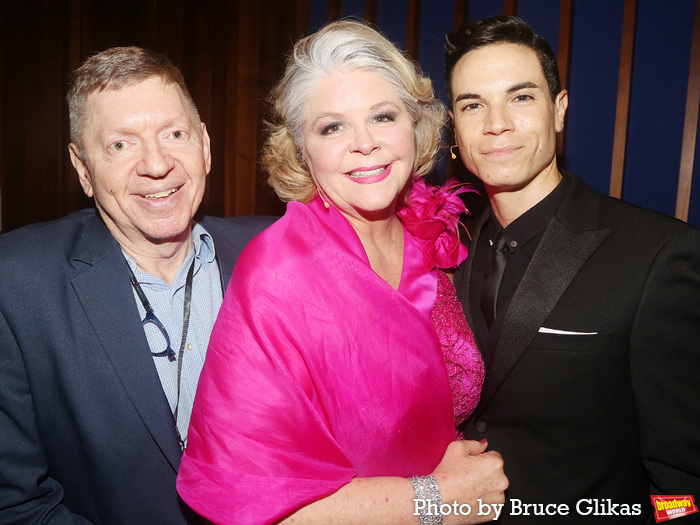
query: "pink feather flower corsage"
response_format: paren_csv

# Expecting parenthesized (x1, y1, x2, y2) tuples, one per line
(397, 178, 474, 271)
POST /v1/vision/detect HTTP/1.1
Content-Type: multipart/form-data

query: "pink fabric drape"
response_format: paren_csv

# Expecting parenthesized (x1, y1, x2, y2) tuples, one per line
(178, 197, 455, 524)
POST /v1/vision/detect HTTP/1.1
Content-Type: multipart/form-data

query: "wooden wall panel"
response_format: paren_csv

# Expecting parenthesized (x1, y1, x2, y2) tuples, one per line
(609, 0, 637, 199)
(328, 0, 341, 22)
(202, 0, 237, 218)
(503, 0, 518, 16)
(405, 0, 422, 60)
(0, 0, 298, 234)
(0, 3, 21, 233)
(225, 1, 247, 216)
(0, 1, 698, 232)
(676, 0, 700, 221)
(454, 1, 470, 30)
(192, 0, 222, 216)
(231, 0, 262, 217)
(365, 0, 378, 25)
(1, 1, 90, 234)
(556, 0, 574, 158)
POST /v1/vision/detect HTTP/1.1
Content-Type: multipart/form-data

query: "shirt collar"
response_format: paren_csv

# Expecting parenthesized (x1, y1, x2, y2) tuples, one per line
(122, 222, 216, 281)
(191, 222, 216, 264)
(488, 175, 570, 253)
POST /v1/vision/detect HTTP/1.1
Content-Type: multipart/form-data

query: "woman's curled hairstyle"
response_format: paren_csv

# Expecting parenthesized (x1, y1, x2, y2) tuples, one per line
(263, 19, 446, 203)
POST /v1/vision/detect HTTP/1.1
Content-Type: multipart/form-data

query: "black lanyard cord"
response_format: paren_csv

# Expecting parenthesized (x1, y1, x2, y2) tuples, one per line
(126, 257, 195, 451)
(172, 259, 195, 450)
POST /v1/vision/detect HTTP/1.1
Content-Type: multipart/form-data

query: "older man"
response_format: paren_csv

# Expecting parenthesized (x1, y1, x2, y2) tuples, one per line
(446, 16, 700, 523)
(0, 47, 274, 524)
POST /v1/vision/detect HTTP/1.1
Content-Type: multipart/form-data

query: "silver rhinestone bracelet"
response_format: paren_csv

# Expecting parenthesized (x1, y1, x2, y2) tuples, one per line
(409, 475, 443, 525)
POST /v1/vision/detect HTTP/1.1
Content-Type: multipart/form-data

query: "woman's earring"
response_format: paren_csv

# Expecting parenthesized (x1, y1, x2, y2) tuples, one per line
(450, 144, 458, 160)
(317, 188, 330, 210)
(313, 179, 330, 210)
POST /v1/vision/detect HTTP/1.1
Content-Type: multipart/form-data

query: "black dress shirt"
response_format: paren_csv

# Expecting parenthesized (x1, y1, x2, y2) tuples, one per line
(471, 176, 570, 361)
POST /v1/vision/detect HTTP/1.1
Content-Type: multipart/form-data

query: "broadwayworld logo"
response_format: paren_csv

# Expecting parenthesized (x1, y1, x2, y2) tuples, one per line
(650, 495, 698, 522)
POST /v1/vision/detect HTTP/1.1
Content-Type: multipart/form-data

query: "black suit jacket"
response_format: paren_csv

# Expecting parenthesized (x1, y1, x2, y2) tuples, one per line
(0, 209, 275, 524)
(456, 174, 700, 523)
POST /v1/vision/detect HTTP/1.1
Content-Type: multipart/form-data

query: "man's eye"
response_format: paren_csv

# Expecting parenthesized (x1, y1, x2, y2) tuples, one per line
(461, 103, 480, 112)
(172, 130, 185, 139)
(112, 141, 126, 151)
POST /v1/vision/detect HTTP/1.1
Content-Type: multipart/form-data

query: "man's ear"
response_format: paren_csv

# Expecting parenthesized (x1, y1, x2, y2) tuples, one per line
(201, 122, 212, 175)
(68, 143, 94, 198)
(554, 90, 569, 133)
(448, 109, 455, 127)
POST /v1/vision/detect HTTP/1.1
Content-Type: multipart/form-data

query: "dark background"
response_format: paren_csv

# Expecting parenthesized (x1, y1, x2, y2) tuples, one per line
(1, 0, 698, 233)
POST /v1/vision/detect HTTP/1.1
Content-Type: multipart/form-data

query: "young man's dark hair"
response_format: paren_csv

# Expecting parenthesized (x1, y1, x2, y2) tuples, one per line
(445, 15, 561, 104)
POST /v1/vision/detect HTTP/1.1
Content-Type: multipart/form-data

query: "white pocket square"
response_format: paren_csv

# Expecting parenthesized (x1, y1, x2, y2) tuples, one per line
(539, 327, 598, 335)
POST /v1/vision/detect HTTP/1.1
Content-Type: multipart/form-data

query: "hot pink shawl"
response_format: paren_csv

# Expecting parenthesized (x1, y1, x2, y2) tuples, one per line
(178, 196, 456, 525)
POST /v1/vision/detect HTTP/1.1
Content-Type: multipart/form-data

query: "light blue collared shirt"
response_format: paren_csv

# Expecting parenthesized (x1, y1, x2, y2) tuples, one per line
(124, 222, 223, 447)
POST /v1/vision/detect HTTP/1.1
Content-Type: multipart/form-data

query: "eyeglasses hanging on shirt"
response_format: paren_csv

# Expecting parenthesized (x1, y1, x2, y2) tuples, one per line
(125, 251, 226, 450)
(126, 259, 195, 362)
(126, 257, 195, 451)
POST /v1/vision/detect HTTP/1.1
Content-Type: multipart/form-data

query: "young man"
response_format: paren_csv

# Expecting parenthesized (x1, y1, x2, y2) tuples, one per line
(446, 16, 700, 523)
(0, 47, 274, 523)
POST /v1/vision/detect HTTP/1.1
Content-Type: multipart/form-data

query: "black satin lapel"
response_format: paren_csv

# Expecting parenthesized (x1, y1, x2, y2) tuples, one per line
(478, 217, 611, 409)
(455, 212, 487, 333)
(71, 253, 183, 470)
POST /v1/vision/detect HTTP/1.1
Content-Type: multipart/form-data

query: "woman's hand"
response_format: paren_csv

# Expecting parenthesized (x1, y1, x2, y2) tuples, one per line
(279, 440, 507, 525)
(431, 440, 508, 524)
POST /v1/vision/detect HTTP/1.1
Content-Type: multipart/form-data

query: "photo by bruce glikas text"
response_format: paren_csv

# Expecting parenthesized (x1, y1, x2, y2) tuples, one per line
(413, 498, 643, 520)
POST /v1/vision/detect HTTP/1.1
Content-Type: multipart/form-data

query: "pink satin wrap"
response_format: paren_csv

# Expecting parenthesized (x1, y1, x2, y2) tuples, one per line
(178, 197, 456, 524)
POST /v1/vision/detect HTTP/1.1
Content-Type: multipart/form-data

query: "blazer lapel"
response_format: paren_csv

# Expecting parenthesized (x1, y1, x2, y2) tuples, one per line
(455, 212, 488, 335)
(477, 175, 612, 411)
(199, 215, 259, 289)
(70, 215, 183, 470)
(207, 230, 237, 289)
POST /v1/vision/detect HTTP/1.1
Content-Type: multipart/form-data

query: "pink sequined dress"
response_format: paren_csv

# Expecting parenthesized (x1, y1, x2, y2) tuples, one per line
(398, 178, 484, 427)
(178, 179, 483, 525)
(432, 269, 484, 428)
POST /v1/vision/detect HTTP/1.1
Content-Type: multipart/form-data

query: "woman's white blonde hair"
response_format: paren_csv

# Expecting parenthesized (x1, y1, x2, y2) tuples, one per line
(263, 19, 446, 203)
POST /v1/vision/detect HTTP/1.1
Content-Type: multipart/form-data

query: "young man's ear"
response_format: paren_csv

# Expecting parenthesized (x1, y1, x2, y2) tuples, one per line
(554, 90, 569, 133)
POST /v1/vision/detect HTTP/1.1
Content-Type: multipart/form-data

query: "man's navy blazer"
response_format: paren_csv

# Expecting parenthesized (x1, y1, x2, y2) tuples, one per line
(456, 173, 700, 523)
(0, 209, 275, 524)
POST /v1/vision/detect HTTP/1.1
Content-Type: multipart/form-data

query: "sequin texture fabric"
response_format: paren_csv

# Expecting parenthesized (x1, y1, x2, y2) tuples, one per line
(431, 270, 484, 428)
